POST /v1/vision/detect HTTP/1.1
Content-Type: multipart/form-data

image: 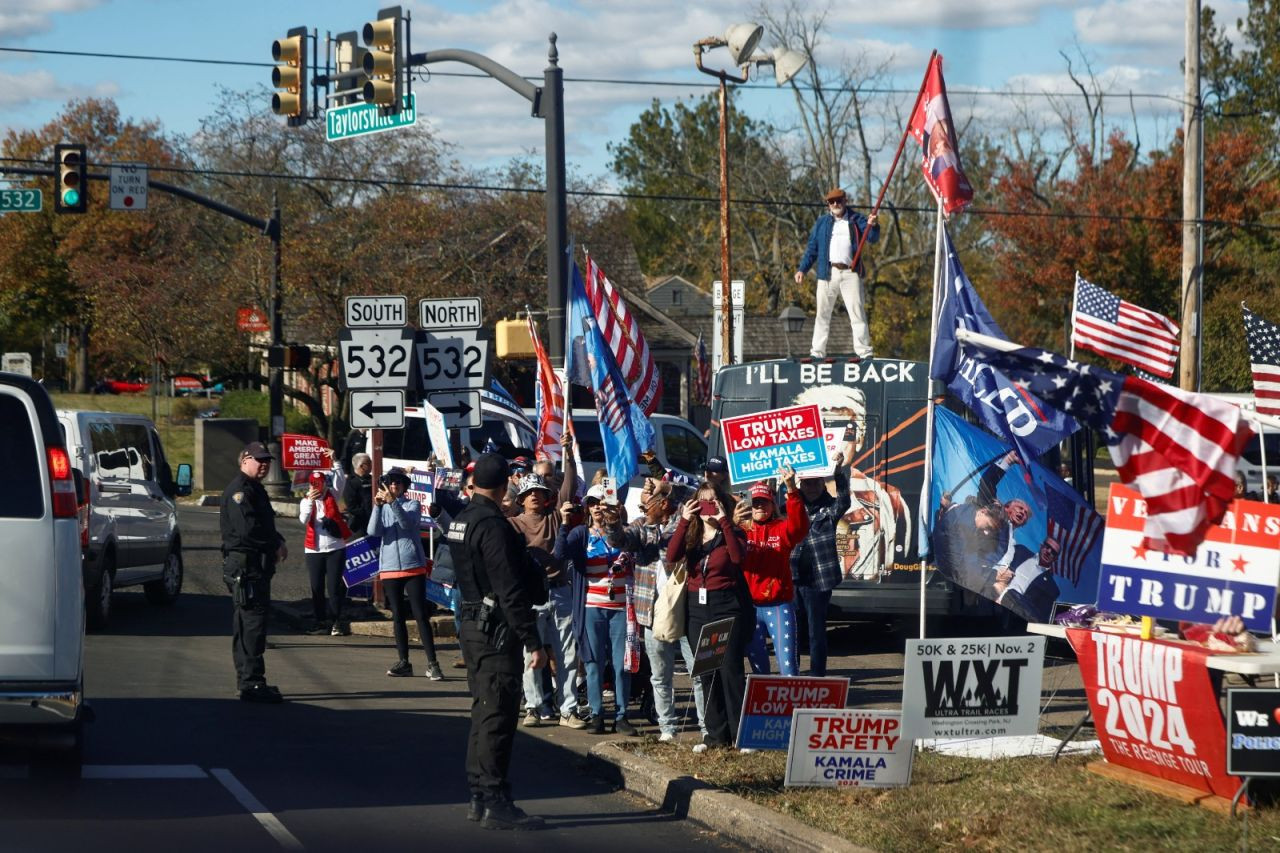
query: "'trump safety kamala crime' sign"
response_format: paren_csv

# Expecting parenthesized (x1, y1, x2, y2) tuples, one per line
(736, 675, 849, 750)
(1099, 484, 1280, 631)
(720, 404, 829, 485)
(785, 709, 913, 788)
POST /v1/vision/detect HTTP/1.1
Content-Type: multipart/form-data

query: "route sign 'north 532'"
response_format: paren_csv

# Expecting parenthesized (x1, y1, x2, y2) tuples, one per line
(326, 94, 417, 142)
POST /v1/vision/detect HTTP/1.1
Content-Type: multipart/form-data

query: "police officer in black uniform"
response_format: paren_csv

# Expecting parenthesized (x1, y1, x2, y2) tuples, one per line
(220, 441, 288, 704)
(448, 452, 547, 830)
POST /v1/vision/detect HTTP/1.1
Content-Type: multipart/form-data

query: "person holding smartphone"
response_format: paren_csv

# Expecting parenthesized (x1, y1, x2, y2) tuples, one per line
(553, 483, 636, 736)
(666, 481, 750, 753)
(368, 468, 443, 681)
(733, 467, 809, 676)
(298, 470, 352, 636)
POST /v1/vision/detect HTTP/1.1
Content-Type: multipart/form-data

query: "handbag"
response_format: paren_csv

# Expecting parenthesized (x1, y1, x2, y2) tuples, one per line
(651, 557, 694, 643)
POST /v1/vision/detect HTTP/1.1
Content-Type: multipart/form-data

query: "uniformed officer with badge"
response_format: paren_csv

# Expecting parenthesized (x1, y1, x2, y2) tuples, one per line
(448, 453, 547, 830)
(220, 441, 288, 704)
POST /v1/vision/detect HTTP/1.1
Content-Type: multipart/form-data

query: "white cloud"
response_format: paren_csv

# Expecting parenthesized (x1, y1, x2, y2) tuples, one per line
(0, 0, 102, 39)
(834, 0, 1073, 29)
(0, 68, 116, 109)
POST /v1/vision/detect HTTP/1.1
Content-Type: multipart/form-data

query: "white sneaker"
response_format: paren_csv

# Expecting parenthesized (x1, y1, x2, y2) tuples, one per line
(658, 732, 675, 743)
(692, 743, 709, 754)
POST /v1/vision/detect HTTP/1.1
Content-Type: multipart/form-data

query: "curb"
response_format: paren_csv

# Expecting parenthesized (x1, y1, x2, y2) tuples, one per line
(588, 742, 871, 853)
(270, 599, 458, 639)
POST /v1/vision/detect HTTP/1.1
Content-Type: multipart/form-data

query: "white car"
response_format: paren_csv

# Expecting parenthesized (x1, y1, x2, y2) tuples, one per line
(0, 373, 86, 764)
(57, 410, 191, 629)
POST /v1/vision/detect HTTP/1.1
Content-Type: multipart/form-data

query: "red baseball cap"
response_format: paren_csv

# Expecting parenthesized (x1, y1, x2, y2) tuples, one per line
(309, 471, 327, 489)
(748, 482, 775, 501)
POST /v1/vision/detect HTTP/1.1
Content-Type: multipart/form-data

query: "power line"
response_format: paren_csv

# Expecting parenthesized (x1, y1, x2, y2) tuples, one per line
(3, 154, 1277, 232)
(0, 44, 1188, 105)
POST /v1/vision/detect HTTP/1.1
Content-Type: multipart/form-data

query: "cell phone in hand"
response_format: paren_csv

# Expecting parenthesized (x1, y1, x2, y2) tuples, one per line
(600, 477, 619, 506)
(698, 499, 718, 516)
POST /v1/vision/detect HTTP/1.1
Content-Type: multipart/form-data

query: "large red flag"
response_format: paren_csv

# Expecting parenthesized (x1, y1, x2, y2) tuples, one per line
(907, 54, 973, 215)
(528, 314, 565, 462)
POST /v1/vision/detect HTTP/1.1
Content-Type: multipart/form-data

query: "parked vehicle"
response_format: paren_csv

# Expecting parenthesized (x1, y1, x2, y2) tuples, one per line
(0, 372, 86, 762)
(343, 406, 708, 489)
(56, 410, 191, 628)
(705, 357, 956, 619)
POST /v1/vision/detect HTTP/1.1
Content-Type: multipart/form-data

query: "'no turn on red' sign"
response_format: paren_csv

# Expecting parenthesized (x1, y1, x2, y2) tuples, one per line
(109, 162, 148, 211)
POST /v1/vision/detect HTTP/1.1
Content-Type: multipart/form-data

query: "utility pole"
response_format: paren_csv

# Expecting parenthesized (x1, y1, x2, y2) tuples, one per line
(1179, 0, 1203, 392)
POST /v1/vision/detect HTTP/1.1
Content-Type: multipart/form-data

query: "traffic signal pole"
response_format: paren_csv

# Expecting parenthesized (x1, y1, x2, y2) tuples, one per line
(405, 35, 568, 360)
(2, 161, 290, 495)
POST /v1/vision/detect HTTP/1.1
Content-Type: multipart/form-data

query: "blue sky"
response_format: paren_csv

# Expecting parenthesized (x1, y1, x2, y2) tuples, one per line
(0, 0, 1247, 187)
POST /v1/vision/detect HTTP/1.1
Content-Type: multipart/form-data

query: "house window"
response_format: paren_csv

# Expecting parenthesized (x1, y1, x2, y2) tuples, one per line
(671, 289, 683, 306)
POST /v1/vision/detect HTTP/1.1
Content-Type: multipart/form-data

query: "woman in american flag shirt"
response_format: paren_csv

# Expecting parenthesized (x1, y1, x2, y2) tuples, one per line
(553, 483, 638, 737)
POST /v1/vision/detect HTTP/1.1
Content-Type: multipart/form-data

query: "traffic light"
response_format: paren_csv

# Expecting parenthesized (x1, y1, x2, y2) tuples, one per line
(333, 31, 367, 107)
(268, 344, 311, 369)
(361, 6, 403, 112)
(53, 143, 87, 214)
(271, 26, 308, 126)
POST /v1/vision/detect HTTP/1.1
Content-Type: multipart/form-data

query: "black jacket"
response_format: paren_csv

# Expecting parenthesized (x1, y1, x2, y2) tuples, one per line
(220, 472, 282, 579)
(447, 493, 542, 653)
(342, 472, 374, 536)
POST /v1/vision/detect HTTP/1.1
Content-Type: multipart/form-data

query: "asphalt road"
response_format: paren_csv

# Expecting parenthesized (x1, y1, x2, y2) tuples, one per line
(0, 505, 735, 853)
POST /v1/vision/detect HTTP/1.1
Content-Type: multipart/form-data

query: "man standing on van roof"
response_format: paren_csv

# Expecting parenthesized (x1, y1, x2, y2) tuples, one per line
(220, 441, 288, 704)
(794, 187, 879, 362)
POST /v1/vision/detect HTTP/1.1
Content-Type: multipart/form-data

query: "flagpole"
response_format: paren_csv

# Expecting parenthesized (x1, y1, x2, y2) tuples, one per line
(919, 200, 947, 639)
(849, 50, 936, 277)
(1069, 273, 1079, 361)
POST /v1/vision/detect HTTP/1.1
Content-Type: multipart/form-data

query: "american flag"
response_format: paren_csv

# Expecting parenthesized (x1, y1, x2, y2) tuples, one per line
(1243, 305, 1280, 417)
(956, 328, 1252, 556)
(527, 313, 565, 461)
(693, 332, 712, 406)
(1046, 488, 1104, 586)
(583, 252, 662, 416)
(1071, 275, 1180, 378)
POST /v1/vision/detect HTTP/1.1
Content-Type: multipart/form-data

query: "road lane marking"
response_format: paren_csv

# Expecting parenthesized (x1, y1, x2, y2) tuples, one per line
(81, 765, 208, 779)
(210, 767, 304, 851)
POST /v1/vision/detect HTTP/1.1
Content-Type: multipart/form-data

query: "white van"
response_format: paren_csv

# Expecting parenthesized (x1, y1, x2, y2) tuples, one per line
(57, 410, 189, 628)
(347, 407, 708, 488)
(0, 373, 86, 761)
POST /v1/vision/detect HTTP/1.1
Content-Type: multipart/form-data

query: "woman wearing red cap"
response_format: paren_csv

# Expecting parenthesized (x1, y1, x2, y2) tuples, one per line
(299, 470, 352, 636)
(733, 466, 808, 676)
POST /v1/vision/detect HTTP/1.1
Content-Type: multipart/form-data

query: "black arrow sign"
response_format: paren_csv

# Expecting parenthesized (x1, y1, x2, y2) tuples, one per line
(359, 399, 399, 419)
(434, 399, 474, 417)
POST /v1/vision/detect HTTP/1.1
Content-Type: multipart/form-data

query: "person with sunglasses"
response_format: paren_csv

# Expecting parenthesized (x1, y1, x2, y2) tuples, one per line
(794, 187, 880, 361)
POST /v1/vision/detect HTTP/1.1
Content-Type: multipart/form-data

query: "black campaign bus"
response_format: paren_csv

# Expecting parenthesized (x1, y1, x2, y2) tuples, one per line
(708, 357, 957, 620)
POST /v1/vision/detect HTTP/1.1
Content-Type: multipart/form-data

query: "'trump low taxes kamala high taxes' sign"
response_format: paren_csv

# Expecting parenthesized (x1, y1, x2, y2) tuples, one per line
(737, 675, 849, 751)
(720, 404, 829, 485)
(1098, 484, 1280, 631)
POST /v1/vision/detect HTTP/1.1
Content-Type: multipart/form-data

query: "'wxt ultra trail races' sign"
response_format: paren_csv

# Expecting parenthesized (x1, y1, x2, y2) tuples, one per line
(900, 636, 1046, 739)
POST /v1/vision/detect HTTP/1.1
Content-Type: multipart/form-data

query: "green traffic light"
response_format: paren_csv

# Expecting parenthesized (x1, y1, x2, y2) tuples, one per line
(62, 189, 80, 206)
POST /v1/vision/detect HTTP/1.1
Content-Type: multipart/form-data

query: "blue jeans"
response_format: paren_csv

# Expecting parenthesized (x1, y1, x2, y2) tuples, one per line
(643, 629, 707, 737)
(746, 602, 799, 676)
(584, 606, 629, 721)
(522, 602, 559, 713)
(449, 585, 463, 641)
(795, 587, 833, 676)
(550, 584, 580, 718)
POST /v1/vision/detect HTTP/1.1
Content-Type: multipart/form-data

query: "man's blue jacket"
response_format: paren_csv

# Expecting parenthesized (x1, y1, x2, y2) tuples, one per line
(797, 209, 880, 279)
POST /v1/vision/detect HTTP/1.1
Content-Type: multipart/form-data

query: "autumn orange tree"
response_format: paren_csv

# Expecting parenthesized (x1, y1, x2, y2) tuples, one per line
(982, 126, 1280, 390)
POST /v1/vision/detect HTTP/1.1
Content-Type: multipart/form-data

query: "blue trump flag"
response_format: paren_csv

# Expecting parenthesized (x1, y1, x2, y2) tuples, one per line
(930, 229, 1077, 465)
(566, 261, 654, 484)
(927, 408, 1101, 622)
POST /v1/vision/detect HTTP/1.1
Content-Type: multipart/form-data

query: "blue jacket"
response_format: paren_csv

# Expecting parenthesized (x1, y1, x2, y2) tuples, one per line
(368, 497, 426, 572)
(798, 208, 880, 280)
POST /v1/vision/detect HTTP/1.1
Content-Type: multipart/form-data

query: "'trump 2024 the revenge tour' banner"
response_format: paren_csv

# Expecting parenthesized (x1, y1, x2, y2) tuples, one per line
(1067, 628, 1240, 800)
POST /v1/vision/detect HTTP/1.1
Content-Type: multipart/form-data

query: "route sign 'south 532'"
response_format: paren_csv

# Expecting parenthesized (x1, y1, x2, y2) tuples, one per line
(339, 326, 414, 390)
(326, 94, 417, 142)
